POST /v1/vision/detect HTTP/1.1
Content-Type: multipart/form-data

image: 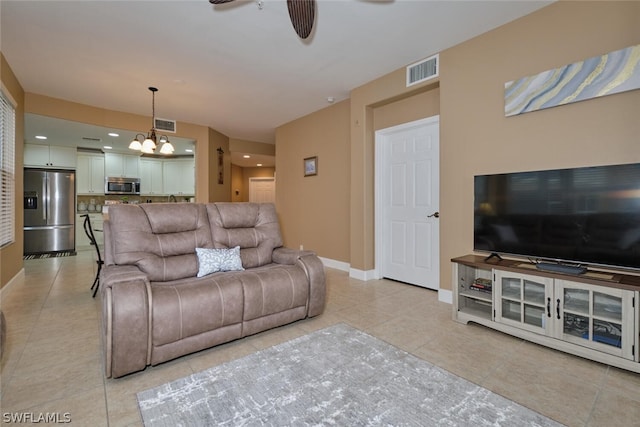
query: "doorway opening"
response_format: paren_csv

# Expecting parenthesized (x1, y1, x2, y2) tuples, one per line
(249, 177, 276, 203)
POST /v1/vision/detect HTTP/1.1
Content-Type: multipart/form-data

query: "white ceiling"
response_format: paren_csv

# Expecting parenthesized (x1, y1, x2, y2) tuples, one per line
(2, 0, 551, 164)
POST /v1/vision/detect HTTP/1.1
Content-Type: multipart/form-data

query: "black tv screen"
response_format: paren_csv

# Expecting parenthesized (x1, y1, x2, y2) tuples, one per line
(474, 163, 640, 271)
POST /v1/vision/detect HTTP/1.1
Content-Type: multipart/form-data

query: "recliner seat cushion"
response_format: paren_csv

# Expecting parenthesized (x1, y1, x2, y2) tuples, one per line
(237, 265, 310, 321)
(151, 274, 244, 346)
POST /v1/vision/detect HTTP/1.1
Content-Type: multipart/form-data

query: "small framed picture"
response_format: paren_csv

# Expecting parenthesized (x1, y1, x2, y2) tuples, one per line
(304, 156, 318, 177)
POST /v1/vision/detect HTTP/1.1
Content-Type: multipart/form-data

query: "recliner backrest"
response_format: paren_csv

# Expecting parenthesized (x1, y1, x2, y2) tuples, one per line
(206, 202, 283, 268)
(107, 203, 213, 281)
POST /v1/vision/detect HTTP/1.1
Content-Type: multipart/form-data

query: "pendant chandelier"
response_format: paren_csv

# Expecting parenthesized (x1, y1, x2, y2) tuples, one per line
(129, 87, 175, 155)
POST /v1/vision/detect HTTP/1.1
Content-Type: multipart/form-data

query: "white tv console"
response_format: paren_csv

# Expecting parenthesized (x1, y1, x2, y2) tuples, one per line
(452, 255, 640, 373)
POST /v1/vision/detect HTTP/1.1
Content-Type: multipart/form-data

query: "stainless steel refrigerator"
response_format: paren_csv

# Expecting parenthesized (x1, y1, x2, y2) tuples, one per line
(23, 169, 75, 254)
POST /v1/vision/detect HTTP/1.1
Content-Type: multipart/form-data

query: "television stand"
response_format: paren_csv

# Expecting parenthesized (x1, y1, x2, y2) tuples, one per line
(452, 254, 640, 374)
(535, 262, 587, 275)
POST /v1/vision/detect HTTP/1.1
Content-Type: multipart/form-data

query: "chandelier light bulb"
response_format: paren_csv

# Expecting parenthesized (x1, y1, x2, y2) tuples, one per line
(141, 137, 156, 153)
(159, 141, 175, 154)
(129, 139, 142, 150)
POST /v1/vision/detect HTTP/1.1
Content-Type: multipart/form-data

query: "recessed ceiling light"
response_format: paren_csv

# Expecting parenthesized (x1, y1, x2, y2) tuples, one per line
(257, 163, 263, 167)
(108, 132, 119, 137)
(103, 146, 113, 150)
(243, 155, 251, 158)
(35, 135, 47, 140)
(185, 149, 193, 153)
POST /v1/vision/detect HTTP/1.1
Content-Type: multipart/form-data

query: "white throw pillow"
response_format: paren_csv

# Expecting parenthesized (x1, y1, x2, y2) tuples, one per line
(196, 246, 244, 278)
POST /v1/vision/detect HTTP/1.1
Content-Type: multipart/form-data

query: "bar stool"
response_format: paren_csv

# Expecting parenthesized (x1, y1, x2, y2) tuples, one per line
(81, 214, 103, 297)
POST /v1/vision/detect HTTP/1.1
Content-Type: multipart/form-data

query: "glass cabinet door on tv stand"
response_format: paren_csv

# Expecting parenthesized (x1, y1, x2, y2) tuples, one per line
(494, 271, 554, 335)
(555, 279, 637, 360)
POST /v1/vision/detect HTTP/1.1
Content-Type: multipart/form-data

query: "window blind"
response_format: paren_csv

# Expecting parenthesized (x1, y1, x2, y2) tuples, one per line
(0, 89, 16, 248)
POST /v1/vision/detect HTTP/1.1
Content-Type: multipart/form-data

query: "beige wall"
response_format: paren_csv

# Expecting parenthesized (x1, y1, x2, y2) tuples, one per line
(231, 164, 244, 202)
(373, 88, 440, 132)
(276, 1, 640, 291)
(276, 99, 351, 262)
(0, 54, 25, 290)
(207, 127, 231, 202)
(439, 1, 640, 290)
(275, 80, 440, 268)
(230, 138, 276, 157)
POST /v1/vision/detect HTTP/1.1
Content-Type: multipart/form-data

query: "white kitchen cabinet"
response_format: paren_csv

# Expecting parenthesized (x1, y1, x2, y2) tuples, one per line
(24, 144, 76, 168)
(452, 255, 640, 373)
(104, 153, 140, 178)
(162, 158, 194, 196)
(77, 153, 105, 194)
(139, 158, 164, 195)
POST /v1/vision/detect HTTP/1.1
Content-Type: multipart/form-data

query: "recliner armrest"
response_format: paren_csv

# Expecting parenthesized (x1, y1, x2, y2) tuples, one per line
(297, 254, 326, 317)
(101, 265, 151, 378)
(272, 247, 315, 265)
(101, 264, 148, 289)
(272, 248, 326, 317)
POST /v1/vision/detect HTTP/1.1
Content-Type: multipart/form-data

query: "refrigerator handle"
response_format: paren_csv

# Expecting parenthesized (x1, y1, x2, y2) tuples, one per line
(43, 174, 48, 221)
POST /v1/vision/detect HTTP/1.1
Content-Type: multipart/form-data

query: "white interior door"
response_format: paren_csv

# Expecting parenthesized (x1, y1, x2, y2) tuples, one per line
(376, 116, 440, 290)
(249, 177, 276, 203)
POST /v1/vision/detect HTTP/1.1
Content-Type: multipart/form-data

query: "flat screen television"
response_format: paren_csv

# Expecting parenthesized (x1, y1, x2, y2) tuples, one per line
(474, 163, 640, 272)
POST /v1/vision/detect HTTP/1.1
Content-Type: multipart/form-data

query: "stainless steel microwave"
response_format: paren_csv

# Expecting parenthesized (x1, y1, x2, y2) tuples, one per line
(105, 177, 141, 195)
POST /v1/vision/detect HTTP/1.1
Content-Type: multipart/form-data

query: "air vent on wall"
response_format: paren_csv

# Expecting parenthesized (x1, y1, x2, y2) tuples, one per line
(406, 54, 439, 87)
(154, 117, 176, 133)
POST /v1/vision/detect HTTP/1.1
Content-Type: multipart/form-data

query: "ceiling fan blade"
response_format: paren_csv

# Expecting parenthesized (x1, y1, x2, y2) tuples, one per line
(287, 0, 315, 39)
(209, 0, 235, 4)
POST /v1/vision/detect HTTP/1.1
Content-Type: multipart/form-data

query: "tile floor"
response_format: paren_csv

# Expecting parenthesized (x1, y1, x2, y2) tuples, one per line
(1, 250, 639, 426)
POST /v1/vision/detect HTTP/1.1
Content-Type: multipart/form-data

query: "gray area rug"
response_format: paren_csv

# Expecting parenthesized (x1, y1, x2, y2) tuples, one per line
(137, 323, 563, 426)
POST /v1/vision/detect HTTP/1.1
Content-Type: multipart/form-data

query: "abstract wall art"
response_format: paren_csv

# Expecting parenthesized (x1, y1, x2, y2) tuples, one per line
(505, 44, 640, 117)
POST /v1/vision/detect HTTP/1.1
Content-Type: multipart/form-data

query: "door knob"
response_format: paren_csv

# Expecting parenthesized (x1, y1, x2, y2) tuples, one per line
(428, 211, 440, 218)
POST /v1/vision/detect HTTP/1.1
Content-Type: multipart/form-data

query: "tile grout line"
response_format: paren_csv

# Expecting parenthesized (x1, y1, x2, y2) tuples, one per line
(583, 365, 610, 427)
(1, 259, 63, 398)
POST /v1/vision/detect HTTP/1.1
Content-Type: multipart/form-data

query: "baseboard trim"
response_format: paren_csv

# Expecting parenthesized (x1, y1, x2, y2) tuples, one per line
(1, 268, 25, 299)
(318, 257, 350, 272)
(438, 289, 452, 304)
(318, 258, 377, 281)
(349, 268, 377, 281)
(317, 257, 452, 304)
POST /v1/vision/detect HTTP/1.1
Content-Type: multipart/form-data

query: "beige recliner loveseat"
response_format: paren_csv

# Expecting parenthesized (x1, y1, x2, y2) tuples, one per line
(100, 202, 325, 378)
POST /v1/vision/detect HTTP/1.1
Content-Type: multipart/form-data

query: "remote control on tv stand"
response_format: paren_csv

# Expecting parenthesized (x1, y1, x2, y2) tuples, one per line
(536, 262, 587, 275)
